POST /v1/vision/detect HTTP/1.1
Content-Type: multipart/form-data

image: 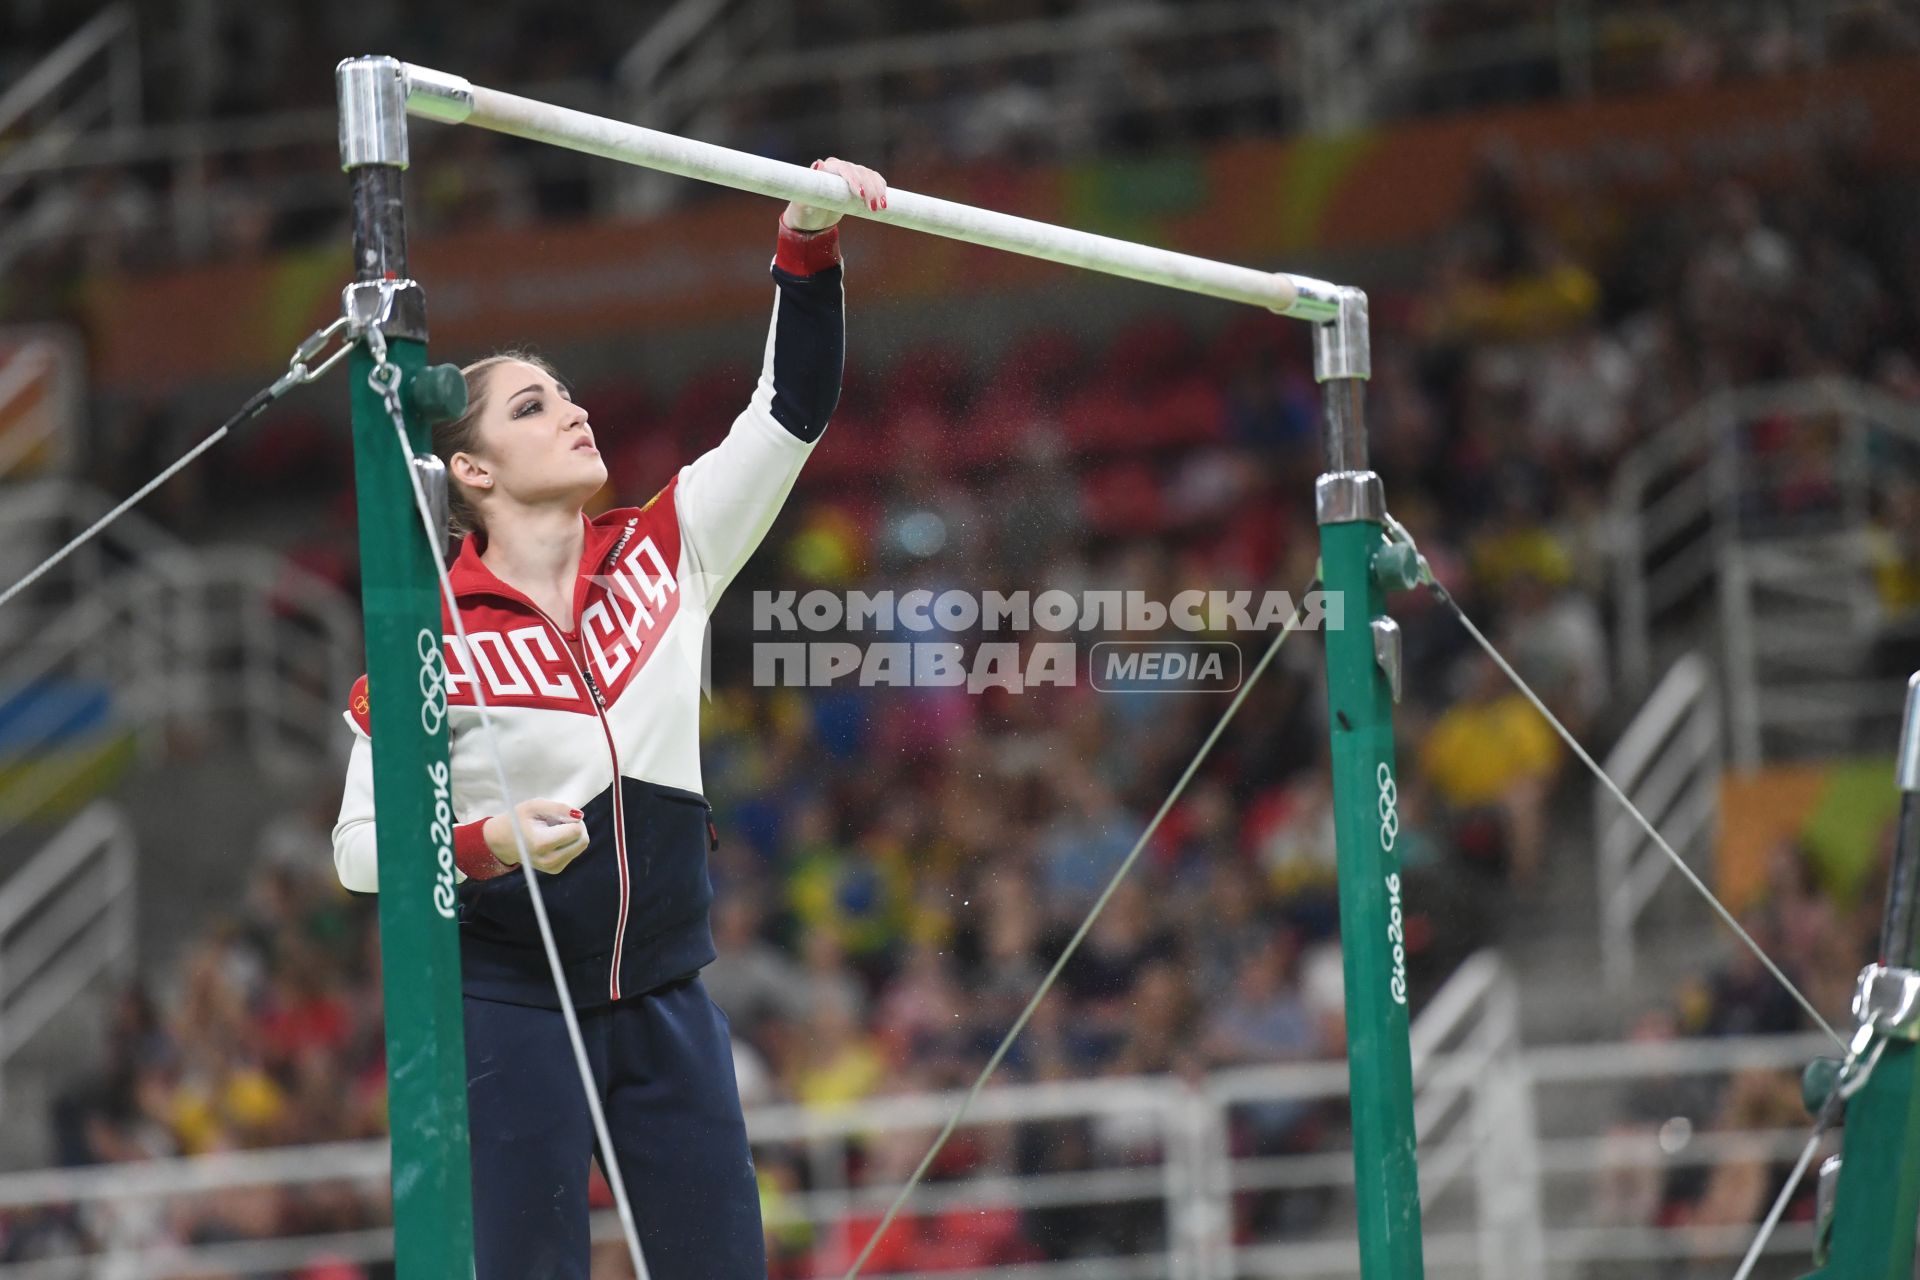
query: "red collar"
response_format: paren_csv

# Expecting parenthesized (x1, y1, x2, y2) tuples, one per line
(446, 509, 637, 617)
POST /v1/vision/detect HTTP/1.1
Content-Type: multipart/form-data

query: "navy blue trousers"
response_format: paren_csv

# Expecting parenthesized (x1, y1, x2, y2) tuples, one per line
(464, 978, 765, 1280)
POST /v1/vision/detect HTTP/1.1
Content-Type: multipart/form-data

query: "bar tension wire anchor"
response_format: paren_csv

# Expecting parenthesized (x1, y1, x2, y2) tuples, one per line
(360, 300, 462, 545)
(271, 278, 406, 396)
(0, 277, 432, 616)
(1377, 512, 1435, 594)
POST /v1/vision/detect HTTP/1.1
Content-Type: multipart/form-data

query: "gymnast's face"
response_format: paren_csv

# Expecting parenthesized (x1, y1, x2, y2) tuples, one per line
(452, 360, 606, 517)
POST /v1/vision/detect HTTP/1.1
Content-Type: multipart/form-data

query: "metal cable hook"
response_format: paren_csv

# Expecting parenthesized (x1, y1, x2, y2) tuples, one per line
(0, 276, 412, 616)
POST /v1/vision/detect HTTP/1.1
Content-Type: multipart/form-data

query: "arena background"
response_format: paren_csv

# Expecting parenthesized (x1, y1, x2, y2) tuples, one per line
(2, 1, 1920, 1277)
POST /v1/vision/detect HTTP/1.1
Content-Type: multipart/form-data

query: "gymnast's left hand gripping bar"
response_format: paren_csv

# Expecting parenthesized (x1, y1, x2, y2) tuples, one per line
(335, 54, 479, 1280)
(397, 60, 1347, 324)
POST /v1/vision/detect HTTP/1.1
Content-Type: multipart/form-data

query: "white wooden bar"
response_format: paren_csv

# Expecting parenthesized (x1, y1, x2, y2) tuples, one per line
(399, 62, 1342, 322)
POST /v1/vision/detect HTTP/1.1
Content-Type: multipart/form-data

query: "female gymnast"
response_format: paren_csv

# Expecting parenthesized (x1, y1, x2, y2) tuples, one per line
(331, 156, 888, 1279)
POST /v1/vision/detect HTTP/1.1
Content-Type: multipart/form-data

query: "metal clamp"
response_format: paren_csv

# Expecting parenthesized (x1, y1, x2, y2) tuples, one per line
(274, 277, 417, 393)
(1813, 1154, 1842, 1267)
(1315, 471, 1385, 526)
(271, 316, 355, 396)
(1371, 617, 1403, 704)
(337, 56, 410, 170)
(1312, 286, 1371, 384)
(1899, 671, 1919, 793)
(1853, 963, 1920, 1041)
(345, 277, 407, 333)
(1381, 511, 1436, 590)
(410, 454, 451, 540)
(401, 63, 476, 125)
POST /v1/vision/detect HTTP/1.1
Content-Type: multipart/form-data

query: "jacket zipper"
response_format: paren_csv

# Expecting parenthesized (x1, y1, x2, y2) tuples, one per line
(526, 602, 632, 1002)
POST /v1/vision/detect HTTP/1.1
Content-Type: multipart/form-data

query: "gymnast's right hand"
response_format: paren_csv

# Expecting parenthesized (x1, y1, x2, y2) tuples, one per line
(483, 799, 589, 874)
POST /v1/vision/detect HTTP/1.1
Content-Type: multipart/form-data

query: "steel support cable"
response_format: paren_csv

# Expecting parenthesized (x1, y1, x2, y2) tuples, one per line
(0, 310, 362, 614)
(1381, 503, 1858, 1279)
(1374, 511, 1844, 1052)
(368, 339, 654, 1280)
(1429, 581, 1844, 1051)
(843, 584, 1321, 1279)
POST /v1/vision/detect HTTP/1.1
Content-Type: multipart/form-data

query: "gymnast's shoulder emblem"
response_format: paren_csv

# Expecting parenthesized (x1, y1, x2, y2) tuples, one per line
(347, 673, 372, 735)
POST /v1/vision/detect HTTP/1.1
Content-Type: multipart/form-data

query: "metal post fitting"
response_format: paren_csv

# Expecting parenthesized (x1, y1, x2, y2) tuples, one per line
(1853, 963, 1920, 1040)
(1814, 1154, 1842, 1265)
(1899, 671, 1919, 793)
(1283, 276, 1345, 325)
(1371, 617, 1403, 704)
(408, 364, 470, 425)
(409, 454, 450, 542)
(1374, 541, 1423, 593)
(1316, 471, 1386, 526)
(1312, 286, 1371, 384)
(402, 64, 476, 125)
(1314, 286, 1371, 474)
(337, 56, 410, 170)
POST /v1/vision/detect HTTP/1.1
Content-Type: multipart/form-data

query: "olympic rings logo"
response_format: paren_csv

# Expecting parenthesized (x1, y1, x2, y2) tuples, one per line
(1376, 761, 1399, 852)
(417, 627, 448, 735)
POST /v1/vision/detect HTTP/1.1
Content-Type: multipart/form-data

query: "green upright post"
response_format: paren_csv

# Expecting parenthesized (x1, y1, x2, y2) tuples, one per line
(1312, 289, 1426, 1279)
(1803, 672, 1920, 1280)
(338, 56, 476, 1278)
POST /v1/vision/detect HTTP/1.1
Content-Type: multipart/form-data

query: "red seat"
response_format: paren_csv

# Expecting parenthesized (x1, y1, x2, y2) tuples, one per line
(1136, 378, 1227, 450)
(1083, 460, 1167, 533)
(1206, 310, 1293, 380)
(800, 407, 904, 484)
(1061, 387, 1148, 457)
(911, 1204, 1041, 1269)
(1103, 316, 1197, 393)
(884, 344, 968, 415)
(886, 404, 959, 475)
(993, 327, 1085, 398)
(953, 382, 1035, 470)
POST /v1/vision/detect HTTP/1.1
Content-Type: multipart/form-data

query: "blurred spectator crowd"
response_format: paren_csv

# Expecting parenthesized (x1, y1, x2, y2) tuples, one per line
(10, 141, 1917, 1272)
(6, 0, 1920, 310)
(4, 0, 1920, 1270)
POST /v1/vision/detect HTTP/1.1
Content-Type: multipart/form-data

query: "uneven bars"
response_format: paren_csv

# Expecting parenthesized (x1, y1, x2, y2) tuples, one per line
(398, 62, 1343, 323)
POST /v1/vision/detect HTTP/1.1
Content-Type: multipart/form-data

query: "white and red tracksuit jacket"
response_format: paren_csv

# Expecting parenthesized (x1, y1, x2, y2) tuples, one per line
(331, 220, 844, 1009)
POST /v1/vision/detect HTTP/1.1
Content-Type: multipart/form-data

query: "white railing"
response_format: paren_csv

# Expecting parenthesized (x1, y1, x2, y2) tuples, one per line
(0, 329, 83, 482)
(0, 802, 136, 1108)
(626, 1, 1301, 181)
(1410, 951, 1542, 1278)
(617, 0, 795, 215)
(0, 481, 361, 840)
(1719, 531, 1897, 768)
(612, 0, 1871, 196)
(0, 952, 1530, 1280)
(0, 5, 140, 181)
(0, 1022, 1833, 1278)
(1597, 652, 1720, 988)
(0, 0, 1883, 264)
(1611, 378, 1920, 765)
(1612, 378, 1920, 689)
(0, 4, 141, 274)
(1525, 1031, 1833, 1274)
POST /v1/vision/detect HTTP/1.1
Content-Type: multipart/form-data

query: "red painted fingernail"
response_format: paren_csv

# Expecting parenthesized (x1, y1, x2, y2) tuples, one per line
(570, 809, 582, 818)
